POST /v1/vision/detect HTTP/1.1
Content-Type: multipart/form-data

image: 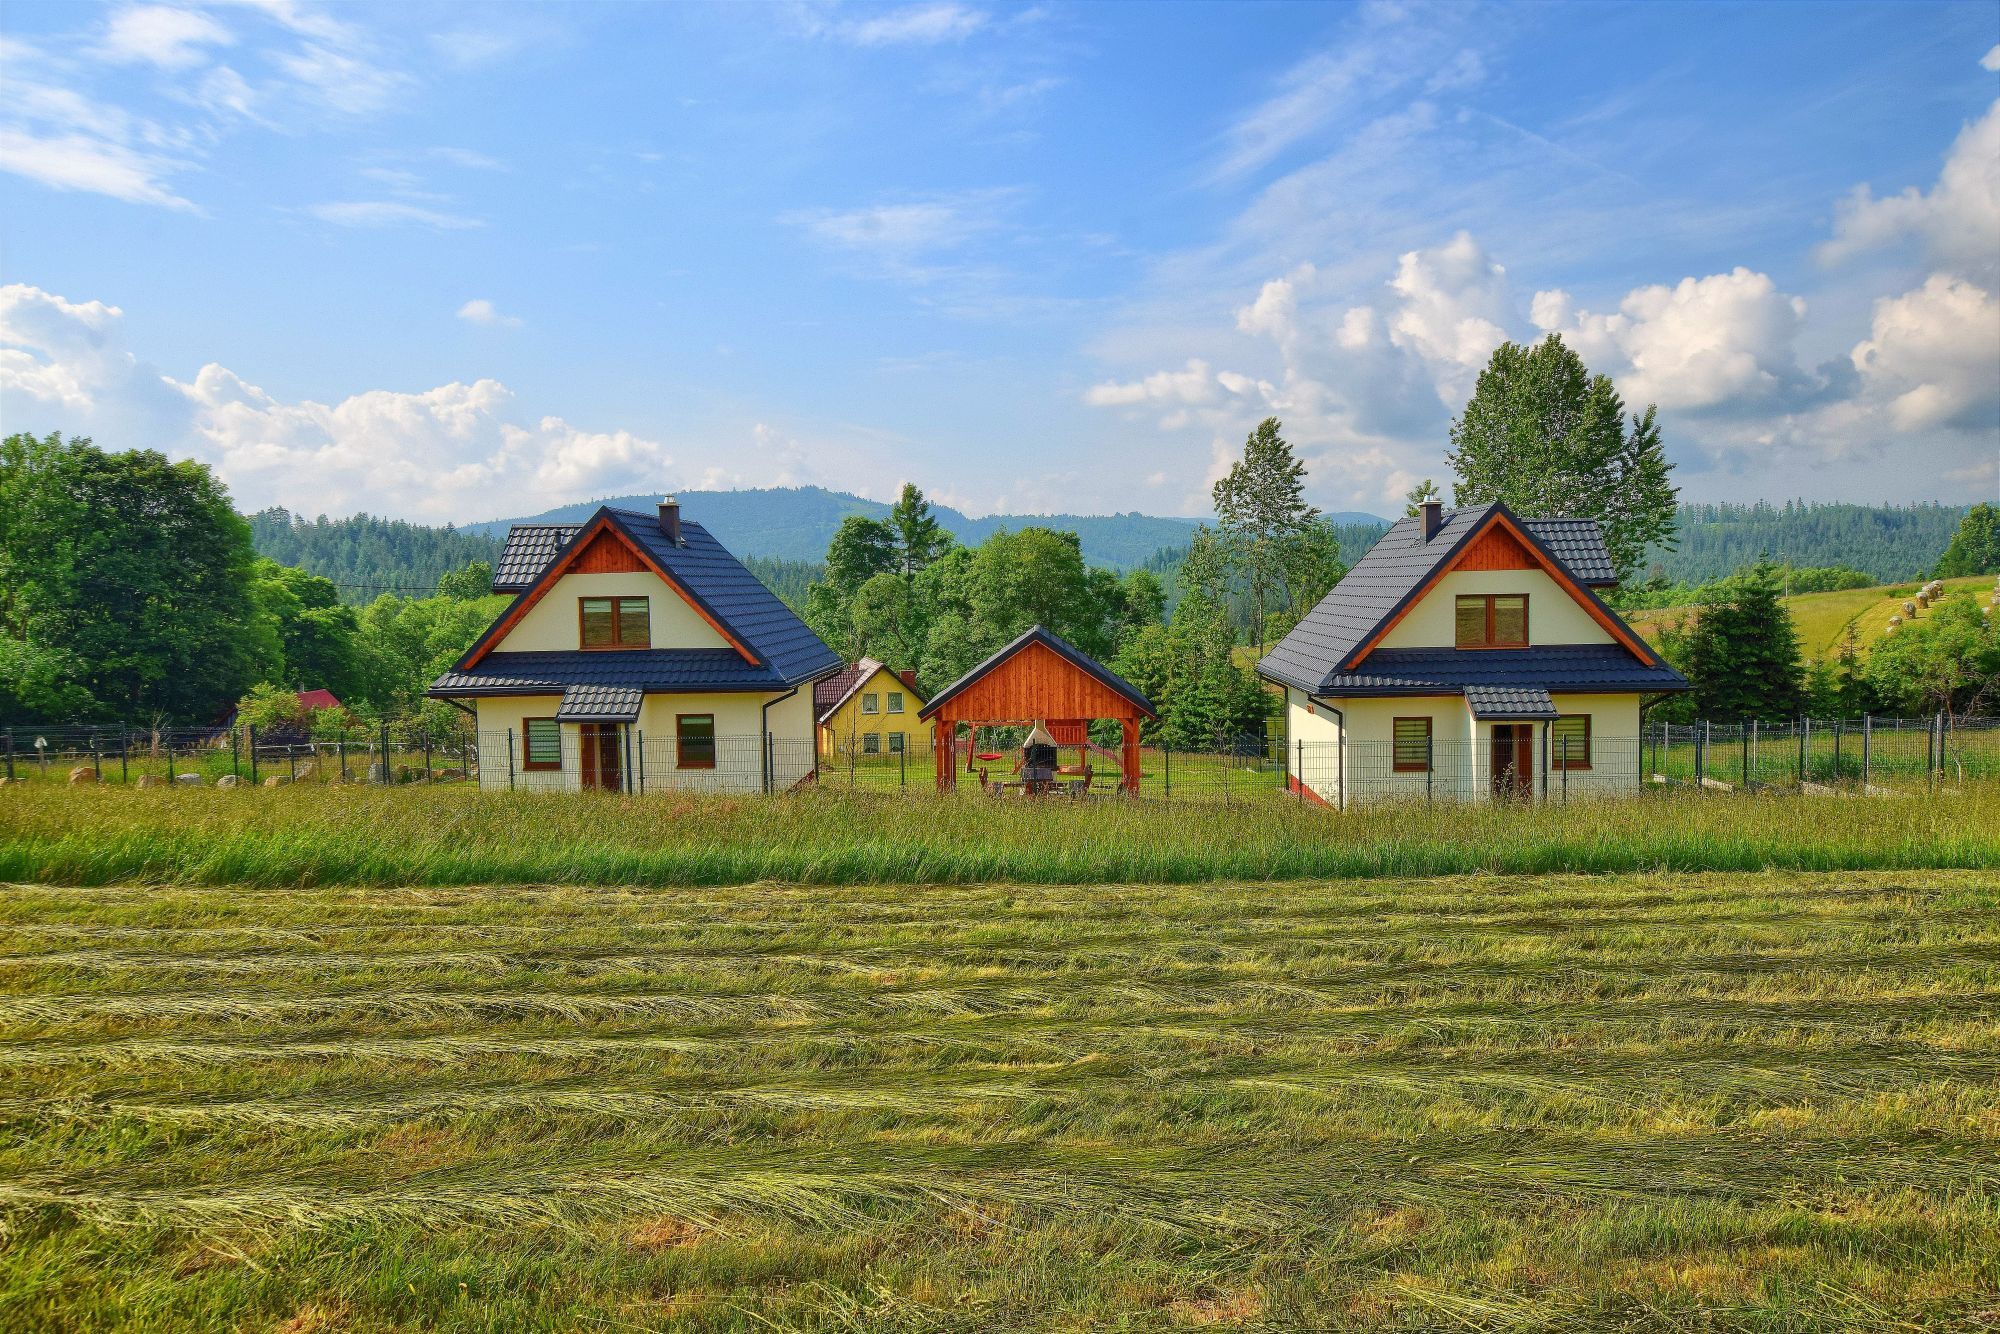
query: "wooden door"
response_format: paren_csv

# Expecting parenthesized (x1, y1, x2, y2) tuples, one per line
(1489, 724, 1533, 799)
(580, 724, 622, 791)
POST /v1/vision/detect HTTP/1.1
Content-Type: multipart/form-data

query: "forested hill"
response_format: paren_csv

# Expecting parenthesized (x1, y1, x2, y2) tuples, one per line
(248, 509, 502, 603)
(1647, 502, 1967, 584)
(466, 485, 1385, 571)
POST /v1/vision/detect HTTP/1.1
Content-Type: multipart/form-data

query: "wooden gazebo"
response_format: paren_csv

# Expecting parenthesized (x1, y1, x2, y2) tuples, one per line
(917, 625, 1156, 793)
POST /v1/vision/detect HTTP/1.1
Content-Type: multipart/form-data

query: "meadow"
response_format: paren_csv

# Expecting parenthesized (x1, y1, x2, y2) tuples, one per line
(1625, 574, 1994, 660)
(0, 870, 1995, 1330)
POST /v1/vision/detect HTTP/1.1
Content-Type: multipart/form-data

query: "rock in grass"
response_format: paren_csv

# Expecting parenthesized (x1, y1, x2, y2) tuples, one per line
(174, 772, 204, 786)
(135, 774, 163, 789)
(69, 766, 98, 784)
(216, 774, 241, 789)
(262, 774, 292, 786)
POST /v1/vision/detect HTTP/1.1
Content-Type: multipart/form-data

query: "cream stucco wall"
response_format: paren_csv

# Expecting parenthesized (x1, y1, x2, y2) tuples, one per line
(492, 571, 730, 654)
(1283, 686, 1344, 803)
(1377, 569, 1616, 649)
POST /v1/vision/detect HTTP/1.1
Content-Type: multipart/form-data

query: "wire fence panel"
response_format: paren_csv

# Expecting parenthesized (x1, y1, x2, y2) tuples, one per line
(0, 721, 480, 788)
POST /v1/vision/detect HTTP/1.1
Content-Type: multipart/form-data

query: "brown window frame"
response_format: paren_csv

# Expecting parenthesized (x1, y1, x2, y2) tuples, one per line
(675, 713, 716, 769)
(1392, 717, 1433, 773)
(521, 717, 562, 771)
(578, 596, 651, 650)
(1454, 593, 1529, 649)
(1552, 714, 1592, 770)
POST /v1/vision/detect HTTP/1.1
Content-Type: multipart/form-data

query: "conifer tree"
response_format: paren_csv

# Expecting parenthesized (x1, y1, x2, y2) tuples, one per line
(1679, 559, 1805, 721)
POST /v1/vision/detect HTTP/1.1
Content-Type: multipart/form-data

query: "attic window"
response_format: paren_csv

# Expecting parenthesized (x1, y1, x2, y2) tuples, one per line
(580, 597, 650, 649)
(887, 691, 904, 714)
(1455, 594, 1527, 649)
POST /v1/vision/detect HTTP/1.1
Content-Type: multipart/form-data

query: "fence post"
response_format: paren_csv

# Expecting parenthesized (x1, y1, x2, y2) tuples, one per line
(92, 735, 102, 781)
(120, 731, 128, 784)
(167, 738, 175, 782)
(381, 719, 392, 784)
(1750, 719, 1758, 788)
(899, 740, 906, 791)
(231, 726, 240, 779)
(637, 731, 646, 795)
(1862, 715, 1871, 789)
(1833, 720, 1843, 783)
(3, 728, 11, 781)
(1937, 710, 1948, 784)
(1164, 741, 1172, 799)
(248, 725, 258, 786)
(506, 728, 516, 791)
(765, 733, 775, 795)
(339, 739, 348, 783)
(1296, 738, 1304, 803)
(1560, 737, 1569, 804)
(289, 743, 297, 782)
(1740, 723, 1748, 790)
(1426, 734, 1434, 804)
(1798, 717, 1807, 784)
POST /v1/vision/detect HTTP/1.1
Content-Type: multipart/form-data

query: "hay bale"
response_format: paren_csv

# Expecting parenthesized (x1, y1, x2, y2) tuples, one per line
(1902, 600, 1917, 616)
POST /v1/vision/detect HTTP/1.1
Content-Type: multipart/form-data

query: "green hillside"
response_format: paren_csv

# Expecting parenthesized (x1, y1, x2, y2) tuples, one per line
(1628, 575, 1994, 660)
(247, 509, 502, 604)
(1646, 501, 1965, 583)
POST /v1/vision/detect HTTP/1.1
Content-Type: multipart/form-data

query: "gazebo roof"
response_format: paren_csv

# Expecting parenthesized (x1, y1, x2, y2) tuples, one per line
(918, 625, 1155, 722)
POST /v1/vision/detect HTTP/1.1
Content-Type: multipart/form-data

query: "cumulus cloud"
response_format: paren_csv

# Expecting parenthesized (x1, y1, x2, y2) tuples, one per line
(1850, 274, 2000, 433)
(1084, 359, 1220, 409)
(1532, 267, 1810, 412)
(0, 283, 674, 521)
(456, 298, 522, 329)
(1820, 96, 2000, 277)
(1381, 231, 1510, 400)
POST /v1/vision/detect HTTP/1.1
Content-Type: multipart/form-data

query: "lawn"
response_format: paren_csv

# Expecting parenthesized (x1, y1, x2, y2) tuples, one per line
(1625, 574, 1994, 662)
(0, 870, 1995, 1330)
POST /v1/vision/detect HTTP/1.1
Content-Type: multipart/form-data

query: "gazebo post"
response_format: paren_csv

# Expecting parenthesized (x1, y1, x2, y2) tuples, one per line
(1121, 717, 1140, 794)
(934, 719, 953, 792)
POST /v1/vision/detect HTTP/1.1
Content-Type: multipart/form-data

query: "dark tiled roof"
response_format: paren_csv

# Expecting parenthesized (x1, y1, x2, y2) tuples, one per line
(493, 525, 579, 591)
(1465, 685, 1559, 719)
(1258, 502, 1655, 695)
(918, 625, 1155, 721)
(1523, 519, 1616, 586)
(814, 659, 879, 722)
(431, 649, 801, 696)
(449, 506, 841, 692)
(556, 684, 643, 722)
(1312, 645, 1687, 695)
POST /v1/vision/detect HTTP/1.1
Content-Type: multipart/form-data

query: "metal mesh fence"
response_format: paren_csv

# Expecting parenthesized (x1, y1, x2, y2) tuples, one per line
(0, 720, 478, 788)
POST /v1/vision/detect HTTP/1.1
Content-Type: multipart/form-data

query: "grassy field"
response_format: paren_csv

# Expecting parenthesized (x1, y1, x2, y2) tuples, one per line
(4, 783, 2000, 885)
(1626, 574, 1994, 661)
(0, 870, 1995, 1330)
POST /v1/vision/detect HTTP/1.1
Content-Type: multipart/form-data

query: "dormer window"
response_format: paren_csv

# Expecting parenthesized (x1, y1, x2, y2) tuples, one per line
(1456, 594, 1527, 648)
(580, 596, 650, 649)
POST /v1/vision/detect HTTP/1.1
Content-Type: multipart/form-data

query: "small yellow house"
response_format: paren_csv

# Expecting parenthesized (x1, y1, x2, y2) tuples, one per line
(814, 657, 928, 759)
(428, 498, 841, 793)
(1259, 501, 1687, 807)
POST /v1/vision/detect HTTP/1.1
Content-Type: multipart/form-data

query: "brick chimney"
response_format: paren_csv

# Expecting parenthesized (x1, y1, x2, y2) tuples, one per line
(1420, 500, 1443, 542)
(657, 495, 683, 546)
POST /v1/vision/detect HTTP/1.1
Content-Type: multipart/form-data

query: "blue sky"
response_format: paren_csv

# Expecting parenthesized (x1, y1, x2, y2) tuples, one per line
(2, 0, 1996, 525)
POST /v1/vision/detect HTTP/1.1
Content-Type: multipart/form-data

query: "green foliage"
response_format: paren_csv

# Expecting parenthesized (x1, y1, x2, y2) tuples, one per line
(352, 592, 511, 712)
(1447, 334, 1678, 582)
(1804, 623, 1875, 718)
(2, 432, 268, 722)
(1614, 563, 1879, 611)
(1402, 477, 1442, 517)
(1863, 592, 2000, 715)
(249, 560, 366, 699)
(1936, 503, 2000, 578)
(1211, 418, 1343, 650)
(248, 508, 501, 603)
(1656, 501, 1965, 584)
(887, 483, 953, 575)
(0, 637, 97, 720)
(1662, 560, 1805, 722)
(742, 555, 822, 613)
(435, 560, 494, 600)
(1113, 532, 1271, 747)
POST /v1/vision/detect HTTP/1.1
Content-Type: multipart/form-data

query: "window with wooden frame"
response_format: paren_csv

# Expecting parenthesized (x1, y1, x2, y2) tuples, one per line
(860, 692, 879, 714)
(1392, 717, 1432, 772)
(521, 718, 562, 771)
(1552, 714, 1592, 770)
(578, 596, 650, 649)
(675, 714, 716, 769)
(1454, 593, 1528, 648)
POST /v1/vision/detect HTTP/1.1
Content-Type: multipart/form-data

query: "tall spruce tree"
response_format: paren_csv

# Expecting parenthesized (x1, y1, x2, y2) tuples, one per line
(1678, 559, 1805, 721)
(887, 483, 952, 576)
(1446, 334, 1677, 582)
(1211, 417, 1323, 652)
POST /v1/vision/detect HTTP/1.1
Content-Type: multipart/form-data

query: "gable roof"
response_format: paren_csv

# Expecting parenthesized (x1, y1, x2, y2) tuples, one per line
(431, 648, 809, 697)
(493, 525, 579, 592)
(1523, 519, 1617, 586)
(1257, 502, 1663, 697)
(447, 506, 840, 689)
(918, 625, 1155, 721)
(813, 658, 926, 723)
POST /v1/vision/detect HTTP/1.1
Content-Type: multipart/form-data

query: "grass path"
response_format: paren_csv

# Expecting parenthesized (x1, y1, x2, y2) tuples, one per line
(1, 872, 1996, 1330)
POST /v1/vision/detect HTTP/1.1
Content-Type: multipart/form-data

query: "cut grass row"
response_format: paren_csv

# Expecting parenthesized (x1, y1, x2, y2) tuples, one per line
(4, 782, 1998, 886)
(0, 872, 1995, 1329)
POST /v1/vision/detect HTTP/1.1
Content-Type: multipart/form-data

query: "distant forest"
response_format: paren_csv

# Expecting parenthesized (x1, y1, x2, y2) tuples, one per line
(249, 501, 1971, 615)
(1648, 502, 1968, 584)
(248, 509, 502, 603)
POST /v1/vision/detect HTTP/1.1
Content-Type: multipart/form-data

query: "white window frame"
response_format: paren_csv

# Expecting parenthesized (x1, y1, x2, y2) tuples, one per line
(862, 732, 881, 754)
(860, 692, 879, 714)
(888, 731, 905, 753)
(887, 691, 905, 714)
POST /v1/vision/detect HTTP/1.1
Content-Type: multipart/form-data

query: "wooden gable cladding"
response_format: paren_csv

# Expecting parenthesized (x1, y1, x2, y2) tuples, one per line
(927, 641, 1141, 724)
(1457, 524, 1536, 572)
(570, 528, 649, 574)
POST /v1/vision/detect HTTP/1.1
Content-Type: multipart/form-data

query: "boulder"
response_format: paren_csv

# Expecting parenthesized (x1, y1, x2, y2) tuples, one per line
(69, 766, 98, 784)
(135, 774, 164, 789)
(216, 774, 241, 789)
(262, 774, 291, 787)
(174, 772, 204, 786)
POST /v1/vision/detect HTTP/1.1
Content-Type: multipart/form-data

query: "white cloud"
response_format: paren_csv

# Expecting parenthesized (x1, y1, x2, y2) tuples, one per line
(1850, 273, 2000, 432)
(1981, 44, 2000, 73)
(0, 126, 198, 211)
(792, 192, 1006, 255)
(456, 299, 522, 329)
(1534, 267, 1810, 412)
(1820, 97, 2000, 277)
(96, 6, 234, 69)
(306, 200, 482, 229)
(1382, 231, 1510, 400)
(810, 3, 988, 47)
(0, 283, 674, 521)
(1084, 359, 1219, 409)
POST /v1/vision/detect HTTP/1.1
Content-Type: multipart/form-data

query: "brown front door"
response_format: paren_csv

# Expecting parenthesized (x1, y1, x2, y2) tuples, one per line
(1490, 724, 1534, 799)
(580, 723, 622, 791)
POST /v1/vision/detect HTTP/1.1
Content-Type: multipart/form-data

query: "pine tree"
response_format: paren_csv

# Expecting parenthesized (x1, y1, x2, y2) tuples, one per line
(887, 483, 952, 576)
(1680, 560, 1805, 721)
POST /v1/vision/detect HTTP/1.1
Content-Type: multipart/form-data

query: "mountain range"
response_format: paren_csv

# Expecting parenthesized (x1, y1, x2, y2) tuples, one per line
(467, 486, 1388, 570)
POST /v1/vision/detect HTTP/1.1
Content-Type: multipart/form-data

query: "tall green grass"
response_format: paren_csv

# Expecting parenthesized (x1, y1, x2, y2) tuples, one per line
(3, 783, 1997, 885)
(0, 872, 1995, 1329)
